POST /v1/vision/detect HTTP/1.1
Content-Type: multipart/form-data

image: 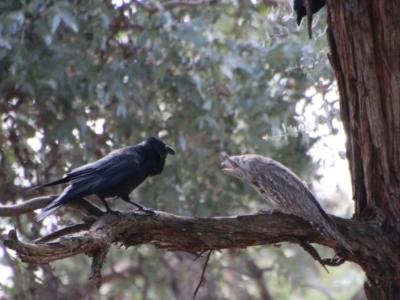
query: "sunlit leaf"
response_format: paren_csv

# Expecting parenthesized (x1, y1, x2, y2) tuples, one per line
(59, 9, 79, 32)
(51, 13, 61, 34)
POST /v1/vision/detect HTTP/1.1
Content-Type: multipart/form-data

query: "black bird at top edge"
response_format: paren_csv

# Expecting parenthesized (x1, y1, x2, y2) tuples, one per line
(293, 0, 326, 26)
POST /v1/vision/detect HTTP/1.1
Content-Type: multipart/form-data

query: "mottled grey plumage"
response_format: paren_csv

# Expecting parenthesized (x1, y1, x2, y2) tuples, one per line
(221, 153, 352, 252)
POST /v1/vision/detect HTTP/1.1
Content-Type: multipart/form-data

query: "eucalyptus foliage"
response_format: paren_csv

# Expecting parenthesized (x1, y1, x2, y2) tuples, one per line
(0, 0, 354, 298)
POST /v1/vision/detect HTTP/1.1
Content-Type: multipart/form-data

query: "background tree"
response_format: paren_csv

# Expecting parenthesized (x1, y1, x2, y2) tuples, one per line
(3, 0, 394, 299)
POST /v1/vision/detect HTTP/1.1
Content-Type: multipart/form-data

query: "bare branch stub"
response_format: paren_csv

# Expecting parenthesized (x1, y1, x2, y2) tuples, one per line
(89, 246, 110, 289)
(0, 195, 104, 218)
(34, 215, 99, 244)
(33, 223, 93, 244)
(1, 229, 108, 265)
(288, 237, 346, 272)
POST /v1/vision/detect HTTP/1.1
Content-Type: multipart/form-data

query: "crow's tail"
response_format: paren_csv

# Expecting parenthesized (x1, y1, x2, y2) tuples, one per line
(29, 177, 69, 191)
(35, 188, 72, 221)
(35, 202, 63, 221)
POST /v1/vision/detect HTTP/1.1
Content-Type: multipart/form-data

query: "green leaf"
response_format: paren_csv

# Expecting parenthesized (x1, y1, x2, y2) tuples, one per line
(59, 10, 78, 32)
(51, 13, 61, 34)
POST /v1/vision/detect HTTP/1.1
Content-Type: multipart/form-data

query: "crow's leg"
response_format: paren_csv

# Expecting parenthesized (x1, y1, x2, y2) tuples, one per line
(120, 195, 154, 214)
(99, 196, 120, 216)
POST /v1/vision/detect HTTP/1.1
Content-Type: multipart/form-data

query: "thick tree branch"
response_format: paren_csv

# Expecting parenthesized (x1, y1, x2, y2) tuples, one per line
(4, 212, 327, 257)
(0, 209, 368, 288)
(3, 197, 398, 292)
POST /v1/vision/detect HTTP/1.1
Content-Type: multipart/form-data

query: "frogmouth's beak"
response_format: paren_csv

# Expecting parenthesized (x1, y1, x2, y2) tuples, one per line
(220, 152, 233, 174)
(166, 145, 176, 155)
(221, 162, 232, 174)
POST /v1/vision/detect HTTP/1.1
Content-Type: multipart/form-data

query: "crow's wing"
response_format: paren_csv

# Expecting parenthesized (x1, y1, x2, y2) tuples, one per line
(90, 159, 146, 193)
(67, 152, 144, 197)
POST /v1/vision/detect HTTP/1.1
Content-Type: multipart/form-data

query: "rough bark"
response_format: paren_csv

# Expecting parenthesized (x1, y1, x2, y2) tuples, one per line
(1, 202, 398, 290)
(326, 0, 400, 298)
(0, 208, 350, 285)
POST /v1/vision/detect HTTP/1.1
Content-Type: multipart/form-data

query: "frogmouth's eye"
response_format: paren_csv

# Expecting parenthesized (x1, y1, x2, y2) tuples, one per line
(232, 161, 238, 168)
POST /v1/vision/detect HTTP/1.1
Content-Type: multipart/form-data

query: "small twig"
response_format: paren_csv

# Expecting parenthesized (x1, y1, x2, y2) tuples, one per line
(299, 240, 329, 273)
(193, 250, 212, 299)
(290, 238, 346, 272)
(33, 223, 92, 243)
(193, 250, 207, 262)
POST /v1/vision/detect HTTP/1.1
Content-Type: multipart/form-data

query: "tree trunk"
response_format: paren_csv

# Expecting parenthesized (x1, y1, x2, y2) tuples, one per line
(326, 0, 400, 298)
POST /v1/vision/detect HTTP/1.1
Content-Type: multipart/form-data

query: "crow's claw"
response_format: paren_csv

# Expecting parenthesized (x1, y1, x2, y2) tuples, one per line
(107, 210, 121, 217)
(136, 206, 155, 215)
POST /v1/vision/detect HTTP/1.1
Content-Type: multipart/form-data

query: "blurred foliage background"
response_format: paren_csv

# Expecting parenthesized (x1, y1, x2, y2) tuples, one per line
(0, 0, 363, 299)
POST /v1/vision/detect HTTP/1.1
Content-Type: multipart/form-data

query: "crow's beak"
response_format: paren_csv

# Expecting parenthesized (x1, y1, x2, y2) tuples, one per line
(166, 145, 176, 155)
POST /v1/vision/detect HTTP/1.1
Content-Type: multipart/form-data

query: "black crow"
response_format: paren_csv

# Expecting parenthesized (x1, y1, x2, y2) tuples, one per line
(294, 0, 326, 25)
(32, 137, 176, 221)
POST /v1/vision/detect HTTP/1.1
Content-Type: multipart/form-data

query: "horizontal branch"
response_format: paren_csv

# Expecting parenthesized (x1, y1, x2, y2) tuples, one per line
(1, 208, 388, 288)
(3, 195, 399, 291)
(1, 210, 358, 262)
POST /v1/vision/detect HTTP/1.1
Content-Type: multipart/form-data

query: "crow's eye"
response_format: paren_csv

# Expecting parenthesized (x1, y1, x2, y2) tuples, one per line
(232, 161, 238, 168)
